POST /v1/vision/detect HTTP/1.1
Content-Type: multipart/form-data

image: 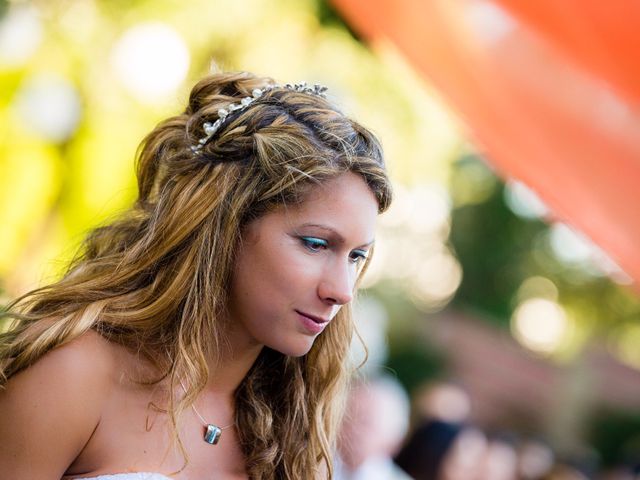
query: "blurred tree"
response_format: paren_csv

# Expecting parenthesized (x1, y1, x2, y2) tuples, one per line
(450, 154, 548, 326)
(386, 338, 445, 396)
(589, 409, 640, 467)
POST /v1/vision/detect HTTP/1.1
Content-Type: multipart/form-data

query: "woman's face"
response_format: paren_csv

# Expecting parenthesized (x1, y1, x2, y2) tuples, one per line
(227, 172, 379, 357)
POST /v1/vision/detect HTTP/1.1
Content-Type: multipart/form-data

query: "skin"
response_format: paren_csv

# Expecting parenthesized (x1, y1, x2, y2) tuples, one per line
(226, 171, 378, 359)
(0, 172, 379, 480)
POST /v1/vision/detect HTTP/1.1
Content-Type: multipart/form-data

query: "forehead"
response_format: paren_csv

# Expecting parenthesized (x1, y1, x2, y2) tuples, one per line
(295, 172, 377, 217)
(252, 172, 379, 242)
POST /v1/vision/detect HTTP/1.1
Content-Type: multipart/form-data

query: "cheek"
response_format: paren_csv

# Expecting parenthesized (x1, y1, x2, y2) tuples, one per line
(232, 253, 274, 309)
(232, 241, 316, 312)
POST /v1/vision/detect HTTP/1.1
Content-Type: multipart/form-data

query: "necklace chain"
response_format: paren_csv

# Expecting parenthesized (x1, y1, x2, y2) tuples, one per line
(179, 380, 235, 430)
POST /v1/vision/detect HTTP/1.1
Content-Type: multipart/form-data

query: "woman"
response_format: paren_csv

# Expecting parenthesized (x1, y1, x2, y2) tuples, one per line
(0, 71, 391, 479)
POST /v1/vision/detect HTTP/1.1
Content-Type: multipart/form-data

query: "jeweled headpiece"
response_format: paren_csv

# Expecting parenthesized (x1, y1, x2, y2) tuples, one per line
(190, 82, 328, 154)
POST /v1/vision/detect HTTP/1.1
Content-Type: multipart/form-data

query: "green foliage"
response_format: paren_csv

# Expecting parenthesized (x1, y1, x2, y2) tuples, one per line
(385, 338, 445, 395)
(449, 154, 640, 339)
(314, 0, 361, 41)
(449, 155, 548, 326)
(589, 409, 640, 466)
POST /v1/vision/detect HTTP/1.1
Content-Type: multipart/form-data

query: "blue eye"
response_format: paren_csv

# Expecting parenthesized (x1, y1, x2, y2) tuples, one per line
(301, 236, 328, 252)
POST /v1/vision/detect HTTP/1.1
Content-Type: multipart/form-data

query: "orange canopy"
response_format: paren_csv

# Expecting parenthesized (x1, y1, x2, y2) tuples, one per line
(332, 0, 640, 286)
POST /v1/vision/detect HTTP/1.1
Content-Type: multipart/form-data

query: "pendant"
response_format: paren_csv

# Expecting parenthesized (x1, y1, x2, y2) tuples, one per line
(204, 424, 222, 445)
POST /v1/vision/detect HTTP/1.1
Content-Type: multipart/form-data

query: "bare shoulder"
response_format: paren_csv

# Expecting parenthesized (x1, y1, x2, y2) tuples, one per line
(4, 329, 118, 396)
(0, 329, 118, 479)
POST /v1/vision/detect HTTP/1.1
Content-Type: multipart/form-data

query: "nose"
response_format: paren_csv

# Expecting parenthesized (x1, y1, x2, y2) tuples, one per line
(318, 262, 355, 306)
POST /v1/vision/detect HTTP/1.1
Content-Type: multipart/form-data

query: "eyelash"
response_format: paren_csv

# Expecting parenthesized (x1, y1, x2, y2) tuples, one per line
(350, 250, 368, 264)
(301, 236, 328, 252)
(300, 237, 368, 264)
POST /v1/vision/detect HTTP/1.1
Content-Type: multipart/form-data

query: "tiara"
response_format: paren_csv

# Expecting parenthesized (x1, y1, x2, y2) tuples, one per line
(190, 82, 328, 154)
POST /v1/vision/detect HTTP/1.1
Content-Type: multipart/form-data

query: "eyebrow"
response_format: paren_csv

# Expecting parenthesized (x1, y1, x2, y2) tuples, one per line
(297, 223, 375, 249)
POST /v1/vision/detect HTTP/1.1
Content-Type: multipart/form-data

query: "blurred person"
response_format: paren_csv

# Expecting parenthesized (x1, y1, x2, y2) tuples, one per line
(598, 465, 637, 480)
(335, 376, 412, 480)
(517, 438, 555, 480)
(541, 464, 590, 480)
(394, 419, 487, 480)
(413, 381, 471, 424)
(0, 71, 392, 479)
(439, 425, 489, 480)
(477, 436, 518, 480)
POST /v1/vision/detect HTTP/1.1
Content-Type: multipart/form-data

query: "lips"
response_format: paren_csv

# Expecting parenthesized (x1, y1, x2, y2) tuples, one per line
(295, 310, 331, 335)
(295, 310, 330, 324)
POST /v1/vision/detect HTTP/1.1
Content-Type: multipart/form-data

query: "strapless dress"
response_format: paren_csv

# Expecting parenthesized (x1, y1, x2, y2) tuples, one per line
(74, 474, 172, 480)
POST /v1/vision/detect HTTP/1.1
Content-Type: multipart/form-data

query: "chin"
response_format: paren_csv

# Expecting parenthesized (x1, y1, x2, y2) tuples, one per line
(269, 337, 317, 357)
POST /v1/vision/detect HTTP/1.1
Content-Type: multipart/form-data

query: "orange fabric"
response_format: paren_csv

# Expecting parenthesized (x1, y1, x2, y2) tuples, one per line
(493, 0, 640, 105)
(331, 0, 640, 287)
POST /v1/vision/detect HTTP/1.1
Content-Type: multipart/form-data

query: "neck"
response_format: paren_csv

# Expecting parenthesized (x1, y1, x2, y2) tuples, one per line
(204, 319, 264, 400)
(206, 345, 262, 400)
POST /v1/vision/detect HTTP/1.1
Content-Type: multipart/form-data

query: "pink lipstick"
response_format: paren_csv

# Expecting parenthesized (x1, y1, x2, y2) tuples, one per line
(295, 310, 330, 335)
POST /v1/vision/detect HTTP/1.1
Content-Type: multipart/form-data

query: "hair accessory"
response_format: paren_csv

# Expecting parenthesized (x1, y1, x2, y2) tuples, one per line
(190, 82, 328, 154)
(180, 380, 235, 445)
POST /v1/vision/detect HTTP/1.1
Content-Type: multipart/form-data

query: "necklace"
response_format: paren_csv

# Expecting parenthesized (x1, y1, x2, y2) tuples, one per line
(180, 381, 235, 445)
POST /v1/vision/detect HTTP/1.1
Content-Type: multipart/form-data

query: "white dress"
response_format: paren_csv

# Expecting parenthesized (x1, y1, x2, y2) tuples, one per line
(73, 474, 173, 480)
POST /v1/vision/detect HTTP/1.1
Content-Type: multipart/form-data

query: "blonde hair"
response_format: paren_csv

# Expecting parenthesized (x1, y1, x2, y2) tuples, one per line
(0, 71, 391, 479)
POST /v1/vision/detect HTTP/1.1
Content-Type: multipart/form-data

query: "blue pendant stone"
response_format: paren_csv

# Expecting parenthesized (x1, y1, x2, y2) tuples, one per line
(204, 424, 222, 444)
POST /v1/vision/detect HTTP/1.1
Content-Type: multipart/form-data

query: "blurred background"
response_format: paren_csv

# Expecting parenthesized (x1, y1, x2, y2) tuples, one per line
(1, 0, 639, 478)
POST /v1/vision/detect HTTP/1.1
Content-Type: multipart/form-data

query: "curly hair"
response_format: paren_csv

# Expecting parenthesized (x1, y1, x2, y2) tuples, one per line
(0, 71, 392, 479)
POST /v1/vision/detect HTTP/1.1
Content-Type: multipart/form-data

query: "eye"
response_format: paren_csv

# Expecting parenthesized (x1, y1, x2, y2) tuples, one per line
(300, 236, 328, 252)
(349, 249, 369, 264)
